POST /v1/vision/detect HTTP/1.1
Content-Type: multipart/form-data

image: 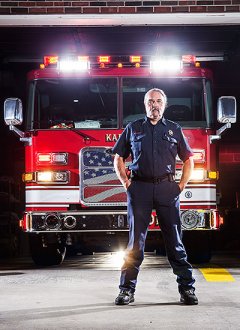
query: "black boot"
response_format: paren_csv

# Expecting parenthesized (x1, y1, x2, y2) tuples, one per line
(179, 288, 198, 305)
(115, 290, 135, 305)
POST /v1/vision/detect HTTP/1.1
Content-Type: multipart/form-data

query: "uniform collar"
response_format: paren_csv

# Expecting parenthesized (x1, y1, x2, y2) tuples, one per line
(162, 117, 167, 125)
(144, 115, 167, 126)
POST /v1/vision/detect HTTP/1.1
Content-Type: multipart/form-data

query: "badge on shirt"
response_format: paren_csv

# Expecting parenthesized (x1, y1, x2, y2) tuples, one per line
(168, 130, 173, 136)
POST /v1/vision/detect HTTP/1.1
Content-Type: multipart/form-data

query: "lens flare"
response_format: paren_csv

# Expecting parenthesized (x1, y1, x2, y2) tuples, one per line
(110, 250, 126, 268)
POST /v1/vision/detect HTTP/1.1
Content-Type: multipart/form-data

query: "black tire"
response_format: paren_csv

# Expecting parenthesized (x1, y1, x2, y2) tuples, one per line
(80, 248, 94, 256)
(29, 235, 66, 266)
(66, 245, 79, 257)
(0, 212, 21, 258)
(7, 231, 20, 257)
(65, 242, 93, 257)
(183, 230, 212, 264)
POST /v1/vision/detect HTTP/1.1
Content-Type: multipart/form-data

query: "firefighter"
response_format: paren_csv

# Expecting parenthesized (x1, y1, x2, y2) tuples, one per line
(112, 88, 198, 305)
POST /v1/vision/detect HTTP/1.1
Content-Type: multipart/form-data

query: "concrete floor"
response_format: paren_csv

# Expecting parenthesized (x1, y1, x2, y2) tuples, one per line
(0, 252, 240, 330)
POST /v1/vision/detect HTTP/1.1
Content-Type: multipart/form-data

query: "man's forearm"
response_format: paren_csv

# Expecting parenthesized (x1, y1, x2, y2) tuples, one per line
(114, 154, 131, 190)
(179, 156, 194, 191)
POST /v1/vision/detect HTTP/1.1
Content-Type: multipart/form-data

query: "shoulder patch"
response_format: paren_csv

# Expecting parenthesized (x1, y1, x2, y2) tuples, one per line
(165, 118, 181, 130)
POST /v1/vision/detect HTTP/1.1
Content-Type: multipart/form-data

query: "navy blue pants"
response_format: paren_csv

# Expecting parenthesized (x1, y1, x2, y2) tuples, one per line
(119, 180, 195, 293)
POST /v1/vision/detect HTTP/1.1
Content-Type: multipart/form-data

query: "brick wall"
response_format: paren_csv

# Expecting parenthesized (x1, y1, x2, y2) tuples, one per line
(0, 0, 239, 15)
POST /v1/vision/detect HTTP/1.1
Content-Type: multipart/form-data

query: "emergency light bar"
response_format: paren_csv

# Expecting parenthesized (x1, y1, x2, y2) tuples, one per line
(41, 54, 197, 71)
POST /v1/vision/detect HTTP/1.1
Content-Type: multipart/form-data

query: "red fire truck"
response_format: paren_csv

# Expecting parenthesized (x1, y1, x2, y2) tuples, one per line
(4, 54, 236, 266)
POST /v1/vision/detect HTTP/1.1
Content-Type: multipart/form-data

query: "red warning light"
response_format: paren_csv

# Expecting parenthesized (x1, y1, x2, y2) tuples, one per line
(43, 55, 58, 67)
(182, 55, 196, 64)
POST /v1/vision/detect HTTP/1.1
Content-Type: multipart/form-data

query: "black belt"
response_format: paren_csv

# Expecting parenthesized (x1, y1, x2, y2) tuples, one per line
(131, 173, 174, 184)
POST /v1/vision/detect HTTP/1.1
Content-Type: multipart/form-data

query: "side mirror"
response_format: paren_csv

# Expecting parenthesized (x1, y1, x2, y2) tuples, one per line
(4, 98, 23, 126)
(217, 96, 237, 124)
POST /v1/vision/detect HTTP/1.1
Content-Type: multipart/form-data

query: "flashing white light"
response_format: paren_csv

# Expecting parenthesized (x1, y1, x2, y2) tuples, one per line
(58, 58, 90, 72)
(36, 171, 69, 183)
(150, 57, 182, 73)
(190, 169, 205, 181)
(175, 169, 205, 182)
(110, 250, 126, 268)
(37, 171, 52, 182)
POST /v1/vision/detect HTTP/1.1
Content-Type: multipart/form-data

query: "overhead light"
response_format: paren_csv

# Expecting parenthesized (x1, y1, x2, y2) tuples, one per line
(150, 57, 182, 73)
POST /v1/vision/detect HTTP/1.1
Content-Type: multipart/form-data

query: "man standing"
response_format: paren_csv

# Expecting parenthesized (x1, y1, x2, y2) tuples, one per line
(112, 88, 198, 305)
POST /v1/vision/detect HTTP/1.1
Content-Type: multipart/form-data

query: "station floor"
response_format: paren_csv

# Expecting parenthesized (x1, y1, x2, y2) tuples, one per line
(0, 251, 240, 330)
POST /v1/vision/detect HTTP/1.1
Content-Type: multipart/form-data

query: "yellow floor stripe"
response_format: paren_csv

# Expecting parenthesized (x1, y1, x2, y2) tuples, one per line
(199, 268, 235, 282)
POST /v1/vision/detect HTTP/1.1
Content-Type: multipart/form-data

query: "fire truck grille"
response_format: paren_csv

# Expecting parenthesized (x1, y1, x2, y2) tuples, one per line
(80, 147, 127, 206)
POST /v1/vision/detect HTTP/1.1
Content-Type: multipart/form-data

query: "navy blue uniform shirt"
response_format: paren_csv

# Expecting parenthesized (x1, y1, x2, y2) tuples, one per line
(112, 116, 193, 178)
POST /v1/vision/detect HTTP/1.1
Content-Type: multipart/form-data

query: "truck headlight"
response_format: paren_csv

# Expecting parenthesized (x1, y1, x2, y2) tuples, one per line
(37, 152, 68, 165)
(190, 169, 205, 181)
(36, 171, 69, 183)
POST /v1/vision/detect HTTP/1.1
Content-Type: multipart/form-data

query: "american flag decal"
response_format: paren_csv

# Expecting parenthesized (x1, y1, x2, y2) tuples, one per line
(80, 147, 127, 206)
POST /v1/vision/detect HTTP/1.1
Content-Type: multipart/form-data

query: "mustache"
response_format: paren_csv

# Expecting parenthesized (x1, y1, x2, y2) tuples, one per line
(149, 107, 160, 112)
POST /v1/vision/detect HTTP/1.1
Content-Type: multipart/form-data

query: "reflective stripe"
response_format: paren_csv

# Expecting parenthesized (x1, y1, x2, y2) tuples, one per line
(26, 188, 79, 203)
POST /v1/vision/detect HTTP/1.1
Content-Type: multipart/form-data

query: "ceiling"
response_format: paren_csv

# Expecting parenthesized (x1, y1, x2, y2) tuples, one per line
(0, 12, 240, 27)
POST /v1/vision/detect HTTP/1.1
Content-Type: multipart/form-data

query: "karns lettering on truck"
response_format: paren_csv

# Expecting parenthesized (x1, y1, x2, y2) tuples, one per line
(105, 134, 121, 142)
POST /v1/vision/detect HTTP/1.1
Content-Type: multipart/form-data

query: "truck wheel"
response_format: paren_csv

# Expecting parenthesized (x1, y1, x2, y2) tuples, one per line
(66, 243, 93, 256)
(183, 231, 212, 264)
(29, 235, 66, 266)
(66, 245, 79, 257)
(0, 212, 21, 258)
(6, 231, 20, 257)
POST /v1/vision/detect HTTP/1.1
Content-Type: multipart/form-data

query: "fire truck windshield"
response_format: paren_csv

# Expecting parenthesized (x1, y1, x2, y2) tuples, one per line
(29, 78, 118, 130)
(27, 76, 212, 130)
(123, 78, 210, 128)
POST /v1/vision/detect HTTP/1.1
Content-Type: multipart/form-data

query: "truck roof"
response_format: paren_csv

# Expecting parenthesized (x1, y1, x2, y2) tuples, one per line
(27, 66, 213, 81)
